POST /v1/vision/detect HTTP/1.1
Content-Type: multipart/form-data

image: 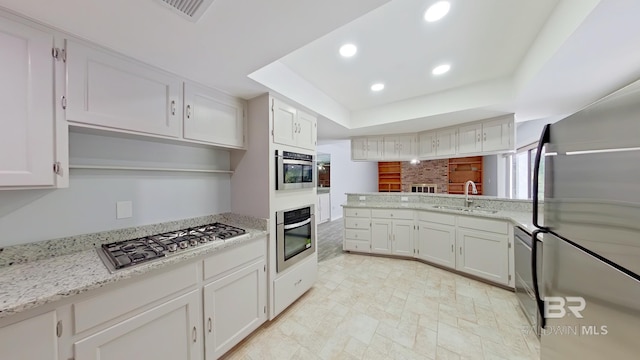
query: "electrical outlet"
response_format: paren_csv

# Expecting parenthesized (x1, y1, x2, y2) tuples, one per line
(359, 196, 366, 201)
(116, 201, 133, 219)
(401, 196, 409, 201)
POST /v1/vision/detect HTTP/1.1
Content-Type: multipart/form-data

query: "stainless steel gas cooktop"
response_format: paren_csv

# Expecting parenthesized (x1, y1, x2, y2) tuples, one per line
(98, 223, 247, 272)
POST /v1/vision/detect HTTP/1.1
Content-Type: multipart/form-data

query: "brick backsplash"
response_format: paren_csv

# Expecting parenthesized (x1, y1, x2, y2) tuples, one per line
(401, 159, 449, 193)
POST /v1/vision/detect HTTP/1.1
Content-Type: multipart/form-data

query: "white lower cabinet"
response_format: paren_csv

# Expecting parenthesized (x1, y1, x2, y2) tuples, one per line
(0, 311, 58, 360)
(344, 207, 513, 287)
(273, 256, 317, 316)
(204, 260, 266, 359)
(371, 218, 414, 256)
(456, 216, 511, 285)
(417, 213, 456, 268)
(74, 290, 202, 360)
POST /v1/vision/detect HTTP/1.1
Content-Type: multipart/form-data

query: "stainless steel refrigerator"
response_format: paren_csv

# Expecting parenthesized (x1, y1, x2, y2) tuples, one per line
(531, 79, 640, 359)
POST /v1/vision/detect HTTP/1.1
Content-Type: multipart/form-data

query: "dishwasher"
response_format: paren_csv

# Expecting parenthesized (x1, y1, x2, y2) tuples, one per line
(514, 226, 541, 337)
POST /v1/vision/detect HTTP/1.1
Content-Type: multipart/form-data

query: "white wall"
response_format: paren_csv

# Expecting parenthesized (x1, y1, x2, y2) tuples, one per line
(0, 131, 232, 247)
(317, 140, 378, 221)
(482, 155, 498, 196)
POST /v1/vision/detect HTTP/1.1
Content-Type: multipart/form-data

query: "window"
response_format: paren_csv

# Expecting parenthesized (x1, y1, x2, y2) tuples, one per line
(507, 143, 543, 199)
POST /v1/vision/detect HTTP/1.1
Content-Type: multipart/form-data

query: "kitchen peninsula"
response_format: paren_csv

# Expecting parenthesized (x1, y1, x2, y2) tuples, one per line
(343, 192, 535, 288)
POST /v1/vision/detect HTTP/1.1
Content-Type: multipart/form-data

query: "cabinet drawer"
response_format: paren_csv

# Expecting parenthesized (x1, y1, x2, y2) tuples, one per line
(344, 229, 371, 241)
(344, 218, 370, 230)
(203, 237, 265, 281)
(371, 209, 413, 220)
(344, 240, 370, 253)
(73, 263, 198, 334)
(418, 211, 455, 225)
(273, 257, 317, 316)
(457, 216, 509, 234)
(344, 208, 371, 218)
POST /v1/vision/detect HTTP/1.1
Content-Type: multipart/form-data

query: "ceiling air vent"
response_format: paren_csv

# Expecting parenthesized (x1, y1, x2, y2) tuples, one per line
(156, 0, 216, 22)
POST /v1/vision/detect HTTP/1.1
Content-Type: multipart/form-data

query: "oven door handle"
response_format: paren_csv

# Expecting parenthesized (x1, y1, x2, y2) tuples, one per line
(283, 218, 311, 230)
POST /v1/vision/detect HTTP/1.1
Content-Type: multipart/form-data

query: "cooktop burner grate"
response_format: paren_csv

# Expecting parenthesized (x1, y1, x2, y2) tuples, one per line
(99, 222, 247, 272)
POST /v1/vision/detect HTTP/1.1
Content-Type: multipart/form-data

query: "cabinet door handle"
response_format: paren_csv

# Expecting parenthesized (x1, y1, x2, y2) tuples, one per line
(186, 104, 192, 119)
(459, 247, 462, 255)
(484, 133, 487, 141)
(451, 244, 454, 252)
(171, 100, 176, 116)
(192, 326, 197, 343)
(477, 134, 481, 142)
(208, 317, 212, 333)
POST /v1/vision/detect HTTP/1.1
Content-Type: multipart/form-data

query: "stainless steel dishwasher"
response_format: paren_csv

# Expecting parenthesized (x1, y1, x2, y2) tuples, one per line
(514, 226, 541, 337)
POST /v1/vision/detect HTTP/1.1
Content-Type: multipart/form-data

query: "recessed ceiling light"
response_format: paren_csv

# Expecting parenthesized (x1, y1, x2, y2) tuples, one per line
(432, 64, 451, 75)
(424, 1, 450, 22)
(371, 83, 385, 91)
(339, 43, 357, 57)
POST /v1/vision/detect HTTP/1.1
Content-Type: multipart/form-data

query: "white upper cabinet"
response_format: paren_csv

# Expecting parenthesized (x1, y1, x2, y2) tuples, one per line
(457, 123, 482, 155)
(482, 116, 514, 152)
(418, 131, 436, 158)
(66, 40, 182, 138)
(350, 115, 514, 161)
(183, 82, 245, 148)
(383, 135, 416, 160)
(0, 17, 57, 187)
(271, 98, 317, 151)
(435, 128, 457, 156)
(352, 136, 384, 161)
(296, 110, 317, 150)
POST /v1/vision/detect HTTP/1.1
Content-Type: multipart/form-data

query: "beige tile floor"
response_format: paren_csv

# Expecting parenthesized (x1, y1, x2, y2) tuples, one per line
(222, 254, 540, 360)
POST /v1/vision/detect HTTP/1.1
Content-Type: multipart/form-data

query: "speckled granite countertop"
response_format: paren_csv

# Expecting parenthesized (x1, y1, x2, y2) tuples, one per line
(342, 193, 539, 233)
(0, 213, 268, 320)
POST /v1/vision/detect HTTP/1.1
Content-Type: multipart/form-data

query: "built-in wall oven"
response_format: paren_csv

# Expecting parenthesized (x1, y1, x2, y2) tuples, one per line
(276, 204, 315, 272)
(275, 150, 315, 190)
(514, 226, 541, 337)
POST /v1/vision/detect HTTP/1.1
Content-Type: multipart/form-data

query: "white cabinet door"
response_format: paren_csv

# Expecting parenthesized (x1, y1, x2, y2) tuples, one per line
(204, 260, 266, 359)
(383, 136, 399, 160)
(482, 117, 514, 152)
(271, 98, 317, 150)
(0, 311, 58, 360)
(457, 123, 482, 154)
(318, 193, 331, 224)
(391, 220, 414, 256)
(371, 219, 392, 254)
(183, 82, 245, 148)
(367, 137, 385, 160)
(417, 221, 456, 268)
(436, 128, 457, 156)
(351, 138, 367, 160)
(74, 290, 202, 360)
(397, 135, 416, 159)
(418, 131, 436, 158)
(272, 98, 297, 147)
(456, 228, 509, 285)
(0, 19, 55, 187)
(296, 110, 317, 150)
(66, 40, 182, 138)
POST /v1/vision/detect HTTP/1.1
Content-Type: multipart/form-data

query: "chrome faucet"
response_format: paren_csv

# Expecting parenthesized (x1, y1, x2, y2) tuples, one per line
(464, 180, 478, 207)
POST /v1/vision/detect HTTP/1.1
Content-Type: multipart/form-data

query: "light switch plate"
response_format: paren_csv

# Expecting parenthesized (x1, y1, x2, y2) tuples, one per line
(116, 201, 133, 219)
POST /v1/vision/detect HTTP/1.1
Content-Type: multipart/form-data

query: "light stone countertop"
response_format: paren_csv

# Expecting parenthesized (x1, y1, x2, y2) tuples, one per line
(342, 202, 537, 233)
(0, 215, 268, 320)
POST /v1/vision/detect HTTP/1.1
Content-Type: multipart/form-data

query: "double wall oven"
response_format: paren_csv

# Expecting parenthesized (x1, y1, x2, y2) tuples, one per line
(276, 204, 315, 272)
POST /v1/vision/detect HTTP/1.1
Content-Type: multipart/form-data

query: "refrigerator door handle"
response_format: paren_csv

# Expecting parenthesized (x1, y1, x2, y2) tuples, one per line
(531, 229, 546, 330)
(532, 124, 551, 229)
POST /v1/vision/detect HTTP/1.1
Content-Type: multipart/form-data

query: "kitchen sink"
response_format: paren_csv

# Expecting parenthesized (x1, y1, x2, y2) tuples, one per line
(431, 205, 498, 214)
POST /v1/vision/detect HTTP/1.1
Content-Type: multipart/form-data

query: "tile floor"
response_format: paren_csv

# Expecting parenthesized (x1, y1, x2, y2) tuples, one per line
(222, 219, 540, 360)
